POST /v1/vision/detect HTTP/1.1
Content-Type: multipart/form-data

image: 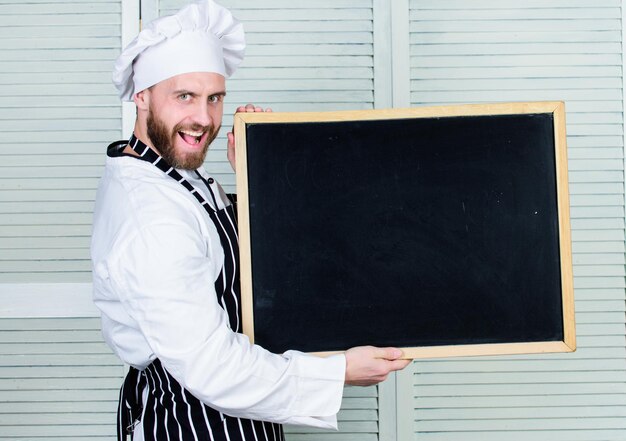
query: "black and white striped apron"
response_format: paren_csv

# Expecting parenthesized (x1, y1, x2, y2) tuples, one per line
(108, 135, 285, 441)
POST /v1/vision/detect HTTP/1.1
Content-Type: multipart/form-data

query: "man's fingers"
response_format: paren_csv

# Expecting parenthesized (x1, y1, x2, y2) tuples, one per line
(234, 104, 255, 113)
(344, 346, 411, 386)
(235, 104, 271, 114)
(374, 347, 404, 360)
(226, 132, 236, 171)
(229, 103, 269, 172)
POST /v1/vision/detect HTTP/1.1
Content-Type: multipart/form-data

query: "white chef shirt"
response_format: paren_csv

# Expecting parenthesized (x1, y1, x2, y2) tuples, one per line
(91, 154, 346, 429)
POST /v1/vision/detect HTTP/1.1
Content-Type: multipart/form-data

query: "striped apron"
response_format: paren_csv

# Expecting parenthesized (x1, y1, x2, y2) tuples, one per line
(108, 135, 285, 441)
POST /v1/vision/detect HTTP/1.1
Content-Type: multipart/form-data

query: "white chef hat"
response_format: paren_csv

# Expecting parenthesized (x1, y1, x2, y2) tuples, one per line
(112, 0, 244, 101)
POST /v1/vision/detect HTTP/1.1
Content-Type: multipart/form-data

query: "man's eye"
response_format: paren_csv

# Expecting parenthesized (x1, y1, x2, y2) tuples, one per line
(209, 95, 222, 103)
(179, 93, 190, 101)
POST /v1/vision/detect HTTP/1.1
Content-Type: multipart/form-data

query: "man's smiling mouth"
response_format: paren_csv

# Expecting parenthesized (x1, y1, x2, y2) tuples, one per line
(179, 129, 205, 145)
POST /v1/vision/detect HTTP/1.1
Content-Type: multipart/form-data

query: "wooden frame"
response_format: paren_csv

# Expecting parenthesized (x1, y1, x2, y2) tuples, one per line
(235, 101, 575, 359)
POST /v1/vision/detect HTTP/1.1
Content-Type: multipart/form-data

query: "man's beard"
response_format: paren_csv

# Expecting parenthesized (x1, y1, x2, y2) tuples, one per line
(146, 109, 220, 170)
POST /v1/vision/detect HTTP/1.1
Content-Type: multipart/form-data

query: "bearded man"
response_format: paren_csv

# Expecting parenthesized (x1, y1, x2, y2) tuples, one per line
(91, 1, 409, 440)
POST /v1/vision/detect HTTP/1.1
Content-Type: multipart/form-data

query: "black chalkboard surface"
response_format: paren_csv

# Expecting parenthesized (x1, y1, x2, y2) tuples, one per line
(235, 102, 575, 359)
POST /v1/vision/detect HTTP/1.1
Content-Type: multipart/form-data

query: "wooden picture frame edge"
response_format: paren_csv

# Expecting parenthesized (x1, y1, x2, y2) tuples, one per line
(234, 101, 575, 358)
(553, 103, 577, 352)
(314, 341, 575, 360)
(234, 115, 255, 344)
(234, 100, 564, 125)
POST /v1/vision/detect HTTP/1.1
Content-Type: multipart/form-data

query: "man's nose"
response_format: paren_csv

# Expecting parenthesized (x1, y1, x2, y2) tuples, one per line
(192, 101, 212, 127)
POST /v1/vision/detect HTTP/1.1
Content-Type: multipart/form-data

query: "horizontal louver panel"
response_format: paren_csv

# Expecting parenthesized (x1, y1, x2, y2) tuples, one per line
(409, 0, 625, 439)
(0, 0, 121, 283)
(0, 318, 122, 441)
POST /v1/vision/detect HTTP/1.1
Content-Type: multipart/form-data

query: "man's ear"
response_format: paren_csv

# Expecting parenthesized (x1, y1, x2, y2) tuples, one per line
(133, 89, 149, 111)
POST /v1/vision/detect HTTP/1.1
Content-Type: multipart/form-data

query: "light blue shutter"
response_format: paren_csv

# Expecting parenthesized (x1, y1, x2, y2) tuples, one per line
(409, 1, 626, 439)
(0, 1, 125, 439)
(0, 0, 122, 283)
(0, 317, 123, 441)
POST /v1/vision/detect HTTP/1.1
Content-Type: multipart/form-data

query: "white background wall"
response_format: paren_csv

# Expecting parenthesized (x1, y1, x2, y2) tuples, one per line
(0, 1, 624, 440)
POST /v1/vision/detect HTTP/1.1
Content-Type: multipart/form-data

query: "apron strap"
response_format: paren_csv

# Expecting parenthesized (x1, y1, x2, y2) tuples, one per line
(110, 134, 255, 439)
(117, 367, 146, 441)
(125, 134, 220, 214)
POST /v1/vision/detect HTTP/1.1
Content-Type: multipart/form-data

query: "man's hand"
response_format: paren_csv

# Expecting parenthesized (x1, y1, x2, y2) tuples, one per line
(344, 346, 412, 386)
(227, 103, 272, 171)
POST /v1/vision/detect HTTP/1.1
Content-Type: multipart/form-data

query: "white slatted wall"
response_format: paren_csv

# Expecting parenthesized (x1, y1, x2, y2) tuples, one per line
(409, 1, 626, 439)
(0, 318, 123, 441)
(159, 1, 382, 439)
(0, 0, 122, 283)
(2, 0, 624, 439)
(0, 1, 125, 439)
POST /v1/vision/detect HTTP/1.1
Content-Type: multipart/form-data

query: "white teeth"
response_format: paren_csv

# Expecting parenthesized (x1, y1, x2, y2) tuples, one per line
(180, 129, 204, 137)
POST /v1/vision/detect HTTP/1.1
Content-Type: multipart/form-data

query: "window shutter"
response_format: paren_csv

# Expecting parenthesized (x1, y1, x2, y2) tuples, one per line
(0, 1, 125, 439)
(0, 316, 122, 440)
(0, 0, 122, 283)
(409, 1, 626, 439)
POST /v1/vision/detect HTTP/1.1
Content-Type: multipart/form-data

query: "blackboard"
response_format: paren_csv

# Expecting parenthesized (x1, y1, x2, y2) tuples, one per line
(234, 102, 575, 359)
